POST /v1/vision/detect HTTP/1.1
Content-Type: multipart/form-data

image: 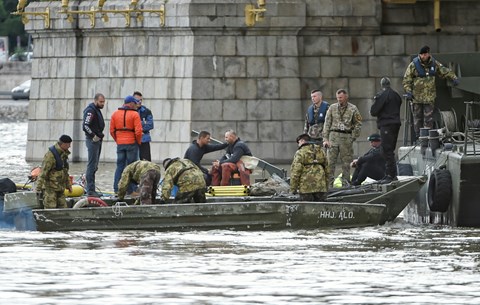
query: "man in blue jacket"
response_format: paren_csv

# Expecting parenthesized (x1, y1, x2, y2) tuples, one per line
(134, 91, 154, 161)
(303, 89, 329, 143)
(82, 93, 106, 197)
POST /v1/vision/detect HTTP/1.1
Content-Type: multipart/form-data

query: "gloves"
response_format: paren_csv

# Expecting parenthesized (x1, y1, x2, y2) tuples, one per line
(93, 135, 101, 142)
(452, 79, 460, 86)
(405, 92, 413, 101)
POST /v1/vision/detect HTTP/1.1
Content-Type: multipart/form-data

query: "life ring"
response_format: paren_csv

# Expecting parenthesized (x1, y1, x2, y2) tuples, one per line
(73, 197, 108, 208)
(427, 169, 452, 213)
(397, 163, 413, 176)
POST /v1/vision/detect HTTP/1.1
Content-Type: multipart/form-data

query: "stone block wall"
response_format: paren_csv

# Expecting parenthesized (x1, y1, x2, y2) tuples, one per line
(23, 0, 480, 171)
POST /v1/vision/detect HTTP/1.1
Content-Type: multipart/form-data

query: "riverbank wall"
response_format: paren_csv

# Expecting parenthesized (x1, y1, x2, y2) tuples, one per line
(20, 0, 480, 163)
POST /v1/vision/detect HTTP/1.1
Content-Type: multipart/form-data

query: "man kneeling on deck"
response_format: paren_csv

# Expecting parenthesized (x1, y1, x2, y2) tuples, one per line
(290, 133, 329, 201)
(117, 160, 162, 205)
(162, 158, 207, 203)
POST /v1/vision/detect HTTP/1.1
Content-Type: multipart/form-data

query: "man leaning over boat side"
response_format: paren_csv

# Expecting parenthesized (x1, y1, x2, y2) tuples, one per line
(290, 133, 329, 201)
(117, 160, 162, 205)
(184, 130, 228, 186)
(161, 158, 207, 203)
(211, 129, 253, 186)
(35, 135, 73, 209)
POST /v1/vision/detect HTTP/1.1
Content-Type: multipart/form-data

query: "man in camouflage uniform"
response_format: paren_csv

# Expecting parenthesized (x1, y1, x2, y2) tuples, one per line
(161, 158, 207, 203)
(403, 45, 459, 139)
(290, 134, 329, 201)
(117, 160, 161, 205)
(322, 89, 362, 187)
(36, 135, 73, 209)
(303, 89, 329, 143)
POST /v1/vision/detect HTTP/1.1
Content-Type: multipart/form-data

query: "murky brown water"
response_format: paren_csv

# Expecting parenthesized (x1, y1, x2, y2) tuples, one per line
(1, 121, 480, 305)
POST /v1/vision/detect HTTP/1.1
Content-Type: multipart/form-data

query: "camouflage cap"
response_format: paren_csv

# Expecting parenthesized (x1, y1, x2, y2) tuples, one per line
(296, 133, 311, 143)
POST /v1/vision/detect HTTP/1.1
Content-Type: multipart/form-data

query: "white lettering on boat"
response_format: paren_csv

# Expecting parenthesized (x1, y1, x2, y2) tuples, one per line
(319, 211, 335, 218)
(318, 210, 354, 220)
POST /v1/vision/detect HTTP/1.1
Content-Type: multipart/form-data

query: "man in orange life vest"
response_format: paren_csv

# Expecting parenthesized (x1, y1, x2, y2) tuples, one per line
(110, 95, 143, 194)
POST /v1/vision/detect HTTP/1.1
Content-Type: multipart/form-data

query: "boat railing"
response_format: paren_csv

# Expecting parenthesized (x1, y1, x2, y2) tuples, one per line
(463, 101, 480, 155)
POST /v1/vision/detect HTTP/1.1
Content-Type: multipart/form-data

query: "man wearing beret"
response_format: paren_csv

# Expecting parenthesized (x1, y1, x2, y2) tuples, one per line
(403, 45, 459, 140)
(350, 134, 385, 186)
(36, 135, 73, 209)
(290, 133, 329, 201)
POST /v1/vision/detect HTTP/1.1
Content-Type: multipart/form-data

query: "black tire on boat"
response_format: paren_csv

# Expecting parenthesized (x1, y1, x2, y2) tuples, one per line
(427, 169, 452, 213)
(73, 197, 108, 208)
(397, 163, 413, 176)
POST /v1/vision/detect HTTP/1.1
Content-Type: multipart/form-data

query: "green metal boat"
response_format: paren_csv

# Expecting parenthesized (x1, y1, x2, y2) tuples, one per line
(4, 176, 425, 231)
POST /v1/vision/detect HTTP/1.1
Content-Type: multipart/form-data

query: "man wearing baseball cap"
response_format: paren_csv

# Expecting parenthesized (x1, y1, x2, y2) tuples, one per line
(110, 95, 143, 194)
(350, 133, 385, 186)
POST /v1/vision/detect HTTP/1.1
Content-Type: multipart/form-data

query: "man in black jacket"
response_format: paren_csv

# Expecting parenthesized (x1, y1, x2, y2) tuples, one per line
(370, 77, 402, 183)
(82, 93, 106, 197)
(184, 131, 228, 185)
(350, 134, 385, 186)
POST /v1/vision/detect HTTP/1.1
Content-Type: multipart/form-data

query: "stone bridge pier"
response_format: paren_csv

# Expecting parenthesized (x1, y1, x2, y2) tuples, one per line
(23, 0, 480, 166)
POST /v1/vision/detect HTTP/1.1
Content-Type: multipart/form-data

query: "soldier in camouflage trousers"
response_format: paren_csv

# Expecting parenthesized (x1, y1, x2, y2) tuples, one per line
(36, 135, 73, 209)
(403, 45, 459, 138)
(290, 134, 329, 201)
(161, 158, 207, 203)
(322, 89, 362, 188)
(117, 160, 161, 205)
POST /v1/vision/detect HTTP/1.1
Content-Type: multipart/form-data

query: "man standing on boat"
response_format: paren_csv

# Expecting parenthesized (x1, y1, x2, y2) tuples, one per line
(82, 93, 106, 197)
(304, 89, 329, 143)
(290, 133, 329, 201)
(134, 91, 154, 161)
(322, 89, 363, 188)
(184, 131, 228, 186)
(350, 134, 385, 186)
(36, 135, 73, 209)
(110, 95, 143, 194)
(161, 158, 207, 203)
(403, 45, 459, 139)
(211, 130, 253, 186)
(370, 77, 402, 184)
(117, 160, 161, 205)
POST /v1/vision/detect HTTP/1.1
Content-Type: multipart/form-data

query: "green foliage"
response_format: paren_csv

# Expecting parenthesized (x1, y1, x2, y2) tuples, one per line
(0, 0, 28, 54)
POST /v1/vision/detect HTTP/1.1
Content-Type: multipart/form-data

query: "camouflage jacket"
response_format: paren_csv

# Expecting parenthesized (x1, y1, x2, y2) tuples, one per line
(290, 143, 329, 194)
(118, 160, 161, 199)
(323, 102, 363, 140)
(403, 56, 457, 104)
(161, 159, 206, 201)
(36, 143, 71, 192)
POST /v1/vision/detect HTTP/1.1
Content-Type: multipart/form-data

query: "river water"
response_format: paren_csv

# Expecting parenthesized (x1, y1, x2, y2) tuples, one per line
(1, 121, 480, 305)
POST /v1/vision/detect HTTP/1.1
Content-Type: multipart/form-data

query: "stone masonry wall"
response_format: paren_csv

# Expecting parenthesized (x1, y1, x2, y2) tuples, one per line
(23, 0, 480, 170)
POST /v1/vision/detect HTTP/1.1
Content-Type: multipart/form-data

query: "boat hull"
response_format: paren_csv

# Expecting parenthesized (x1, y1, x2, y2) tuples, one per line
(33, 201, 386, 232)
(4, 177, 425, 231)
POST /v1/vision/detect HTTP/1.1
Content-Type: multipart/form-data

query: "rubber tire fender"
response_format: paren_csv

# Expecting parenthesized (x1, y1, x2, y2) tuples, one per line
(73, 197, 108, 208)
(427, 169, 452, 213)
(397, 163, 413, 176)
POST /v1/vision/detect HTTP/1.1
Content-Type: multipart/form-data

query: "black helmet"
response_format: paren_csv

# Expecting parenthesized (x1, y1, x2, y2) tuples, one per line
(296, 133, 311, 143)
(367, 133, 381, 142)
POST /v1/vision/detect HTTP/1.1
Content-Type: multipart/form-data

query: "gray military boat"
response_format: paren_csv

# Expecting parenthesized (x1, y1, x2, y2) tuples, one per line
(398, 52, 480, 227)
